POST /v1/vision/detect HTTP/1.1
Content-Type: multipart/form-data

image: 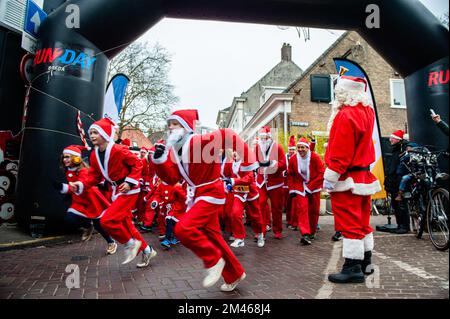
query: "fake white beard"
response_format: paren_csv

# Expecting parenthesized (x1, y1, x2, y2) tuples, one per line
(166, 128, 187, 148)
(258, 139, 272, 153)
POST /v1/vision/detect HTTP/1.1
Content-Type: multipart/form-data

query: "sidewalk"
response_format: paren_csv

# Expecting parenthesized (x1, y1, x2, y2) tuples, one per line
(0, 222, 79, 252)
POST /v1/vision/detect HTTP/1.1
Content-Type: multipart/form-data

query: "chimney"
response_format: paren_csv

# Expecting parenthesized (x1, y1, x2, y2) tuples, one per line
(281, 43, 292, 61)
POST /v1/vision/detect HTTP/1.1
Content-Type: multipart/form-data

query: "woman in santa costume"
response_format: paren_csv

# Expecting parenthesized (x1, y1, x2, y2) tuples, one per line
(222, 150, 265, 248)
(56, 144, 117, 255)
(287, 137, 324, 245)
(324, 75, 381, 283)
(255, 126, 287, 239)
(69, 118, 157, 268)
(150, 109, 258, 292)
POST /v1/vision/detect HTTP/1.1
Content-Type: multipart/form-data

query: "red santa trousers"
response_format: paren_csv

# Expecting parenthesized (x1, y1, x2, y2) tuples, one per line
(100, 193, 148, 252)
(174, 200, 245, 284)
(135, 191, 147, 223)
(292, 192, 321, 235)
(142, 204, 156, 227)
(284, 188, 292, 225)
(220, 192, 234, 233)
(230, 197, 265, 239)
(258, 186, 285, 235)
(330, 191, 373, 239)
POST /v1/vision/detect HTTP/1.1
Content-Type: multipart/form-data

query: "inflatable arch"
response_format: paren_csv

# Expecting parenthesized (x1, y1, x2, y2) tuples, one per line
(15, 0, 448, 233)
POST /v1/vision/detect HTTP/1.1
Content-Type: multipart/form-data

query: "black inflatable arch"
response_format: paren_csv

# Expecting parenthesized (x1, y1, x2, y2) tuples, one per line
(16, 0, 449, 233)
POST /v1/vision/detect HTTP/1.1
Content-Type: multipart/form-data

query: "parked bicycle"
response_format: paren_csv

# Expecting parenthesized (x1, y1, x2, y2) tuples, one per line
(402, 147, 449, 251)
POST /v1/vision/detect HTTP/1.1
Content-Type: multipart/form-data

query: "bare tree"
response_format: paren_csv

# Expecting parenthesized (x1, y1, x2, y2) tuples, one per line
(108, 41, 178, 139)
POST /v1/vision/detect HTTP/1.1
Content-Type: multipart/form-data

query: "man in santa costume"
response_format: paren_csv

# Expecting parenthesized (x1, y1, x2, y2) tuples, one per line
(69, 118, 157, 268)
(150, 109, 258, 291)
(255, 126, 287, 239)
(222, 150, 265, 248)
(219, 149, 234, 240)
(324, 75, 381, 283)
(287, 137, 324, 244)
(284, 135, 297, 229)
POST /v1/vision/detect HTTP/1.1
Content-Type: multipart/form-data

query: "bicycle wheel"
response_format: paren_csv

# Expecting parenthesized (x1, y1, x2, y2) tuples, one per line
(408, 197, 420, 234)
(427, 188, 449, 251)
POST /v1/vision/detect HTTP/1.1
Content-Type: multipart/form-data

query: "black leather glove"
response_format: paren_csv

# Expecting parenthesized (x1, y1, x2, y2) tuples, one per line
(259, 160, 271, 167)
(290, 193, 297, 198)
(52, 181, 63, 191)
(97, 181, 109, 192)
(153, 144, 166, 159)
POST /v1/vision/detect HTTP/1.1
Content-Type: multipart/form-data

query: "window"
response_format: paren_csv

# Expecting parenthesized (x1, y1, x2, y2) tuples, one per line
(390, 79, 407, 108)
(132, 141, 138, 147)
(310, 74, 331, 103)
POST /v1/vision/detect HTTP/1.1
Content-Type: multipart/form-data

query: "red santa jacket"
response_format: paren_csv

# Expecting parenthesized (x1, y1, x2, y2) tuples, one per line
(76, 143, 143, 201)
(61, 168, 110, 219)
(324, 103, 381, 195)
(287, 151, 324, 196)
(255, 141, 286, 190)
(151, 129, 257, 208)
(140, 157, 151, 187)
(150, 182, 187, 220)
(222, 160, 259, 202)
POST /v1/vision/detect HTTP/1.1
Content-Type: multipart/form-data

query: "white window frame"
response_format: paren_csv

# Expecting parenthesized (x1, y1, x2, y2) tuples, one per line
(330, 74, 338, 102)
(390, 79, 407, 109)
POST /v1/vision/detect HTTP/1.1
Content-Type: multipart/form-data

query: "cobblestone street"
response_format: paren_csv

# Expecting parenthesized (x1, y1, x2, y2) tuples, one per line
(0, 216, 448, 299)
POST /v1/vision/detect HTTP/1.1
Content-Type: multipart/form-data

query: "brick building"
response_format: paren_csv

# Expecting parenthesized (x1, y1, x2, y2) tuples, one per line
(239, 31, 408, 150)
(121, 127, 153, 148)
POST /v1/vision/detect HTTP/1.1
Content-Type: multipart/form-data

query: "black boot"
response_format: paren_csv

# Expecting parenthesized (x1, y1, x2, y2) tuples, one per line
(360, 251, 374, 275)
(328, 258, 365, 283)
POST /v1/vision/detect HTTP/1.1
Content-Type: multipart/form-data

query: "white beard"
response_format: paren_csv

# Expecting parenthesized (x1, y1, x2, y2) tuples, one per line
(327, 99, 342, 132)
(258, 139, 272, 153)
(166, 128, 186, 149)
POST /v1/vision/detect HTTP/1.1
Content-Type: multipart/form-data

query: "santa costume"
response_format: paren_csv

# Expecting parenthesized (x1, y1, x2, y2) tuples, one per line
(324, 75, 381, 283)
(151, 109, 258, 291)
(255, 126, 287, 239)
(71, 118, 156, 268)
(284, 135, 297, 228)
(221, 154, 265, 248)
(287, 138, 324, 244)
(219, 151, 234, 237)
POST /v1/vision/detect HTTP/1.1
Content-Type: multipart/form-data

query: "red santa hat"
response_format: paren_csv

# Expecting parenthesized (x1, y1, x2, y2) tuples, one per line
(390, 130, 404, 140)
(121, 138, 131, 146)
(336, 75, 368, 92)
(297, 137, 310, 148)
(89, 117, 117, 143)
(167, 109, 199, 132)
(258, 126, 272, 137)
(288, 135, 296, 150)
(140, 147, 148, 153)
(148, 146, 156, 154)
(154, 139, 165, 146)
(63, 145, 87, 157)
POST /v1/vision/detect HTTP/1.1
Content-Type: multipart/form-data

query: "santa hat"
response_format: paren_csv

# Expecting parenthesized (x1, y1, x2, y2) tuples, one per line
(121, 138, 131, 146)
(63, 145, 87, 157)
(297, 137, 310, 148)
(148, 146, 156, 154)
(390, 130, 404, 140)
(167, 109, 199, 132)
(258, 126, 272, 137)
(89, 118, 117, 143)
(335, 75, 368, 93)
(140, 147, 148, 153)
(288, 135, 296, 150)
(154, 139, 165, 147)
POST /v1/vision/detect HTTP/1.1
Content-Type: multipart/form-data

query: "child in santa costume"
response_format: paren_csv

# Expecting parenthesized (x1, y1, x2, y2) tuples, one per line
(150, 109, 258, 291)
(222, 150, 265, 248)
(56, 144, 117, 255)
(135, 147, 151, 225)
(287, 137, 324, 245)
(154, 182, 187, 249)
(324, 75, 381, 283)
(219, 149, 235, 240)
(69, 118, 157, 268)
(255, 126, 287, 239)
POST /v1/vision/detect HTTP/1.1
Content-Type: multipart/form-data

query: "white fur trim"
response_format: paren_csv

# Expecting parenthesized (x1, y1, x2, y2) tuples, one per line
(246, 194, 260, 202)
(305, 185, 322, 194)
(330, 177, 381, 195)
(324, 168, 340, 183)
(167, 114, 193, 132)
(390, 134, 403, 140)
(364, 232, 374, 252)
(289, 189, 306, 196)
(67, 208, 87, 218)
(60, 183, 69, 194)
(194, 196, 226, 205)
(111, 186, 140, 201)
(234, 194, 247, 202)
(240, 162, 259, 172)
(297, 142, 309, 148)
(342, 237, 364, 260)
(72, 181, 84, 195)
(125, 177, 139, 186)
(266, 182, 285, 191)
(269, 160, 278, 168)
(63, 149, 81, 157)
(151, 150, 169, 164)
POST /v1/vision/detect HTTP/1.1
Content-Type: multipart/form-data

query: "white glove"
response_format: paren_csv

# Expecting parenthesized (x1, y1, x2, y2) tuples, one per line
(323, 180, 337, 191)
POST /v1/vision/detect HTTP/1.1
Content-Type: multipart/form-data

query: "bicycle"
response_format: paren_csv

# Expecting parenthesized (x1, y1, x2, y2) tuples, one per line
(403, 148, 449, 251)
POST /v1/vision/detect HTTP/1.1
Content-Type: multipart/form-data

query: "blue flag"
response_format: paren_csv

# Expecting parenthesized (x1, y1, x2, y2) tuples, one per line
(103, 73, 130, 123)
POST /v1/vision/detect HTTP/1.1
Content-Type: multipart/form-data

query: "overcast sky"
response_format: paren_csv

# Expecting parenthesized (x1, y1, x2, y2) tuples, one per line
(141, 0, 448, 129)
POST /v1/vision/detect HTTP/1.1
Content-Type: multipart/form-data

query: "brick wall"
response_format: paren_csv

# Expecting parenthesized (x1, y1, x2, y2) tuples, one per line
(121, 128, 153, 148)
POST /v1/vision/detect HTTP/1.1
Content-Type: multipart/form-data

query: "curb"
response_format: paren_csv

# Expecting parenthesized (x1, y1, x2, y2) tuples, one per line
(0, 235, 79, 252)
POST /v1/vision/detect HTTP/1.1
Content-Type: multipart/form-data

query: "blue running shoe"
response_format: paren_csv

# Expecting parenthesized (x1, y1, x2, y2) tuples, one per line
(160, 239, 171, 250)
(316, 224, 321, 231)
(170, 238, 180, 245)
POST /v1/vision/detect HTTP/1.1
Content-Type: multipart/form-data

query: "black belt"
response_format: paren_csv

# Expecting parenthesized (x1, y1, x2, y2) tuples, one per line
(109, 178, 126, 187)
(347, 166, 370, 172)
